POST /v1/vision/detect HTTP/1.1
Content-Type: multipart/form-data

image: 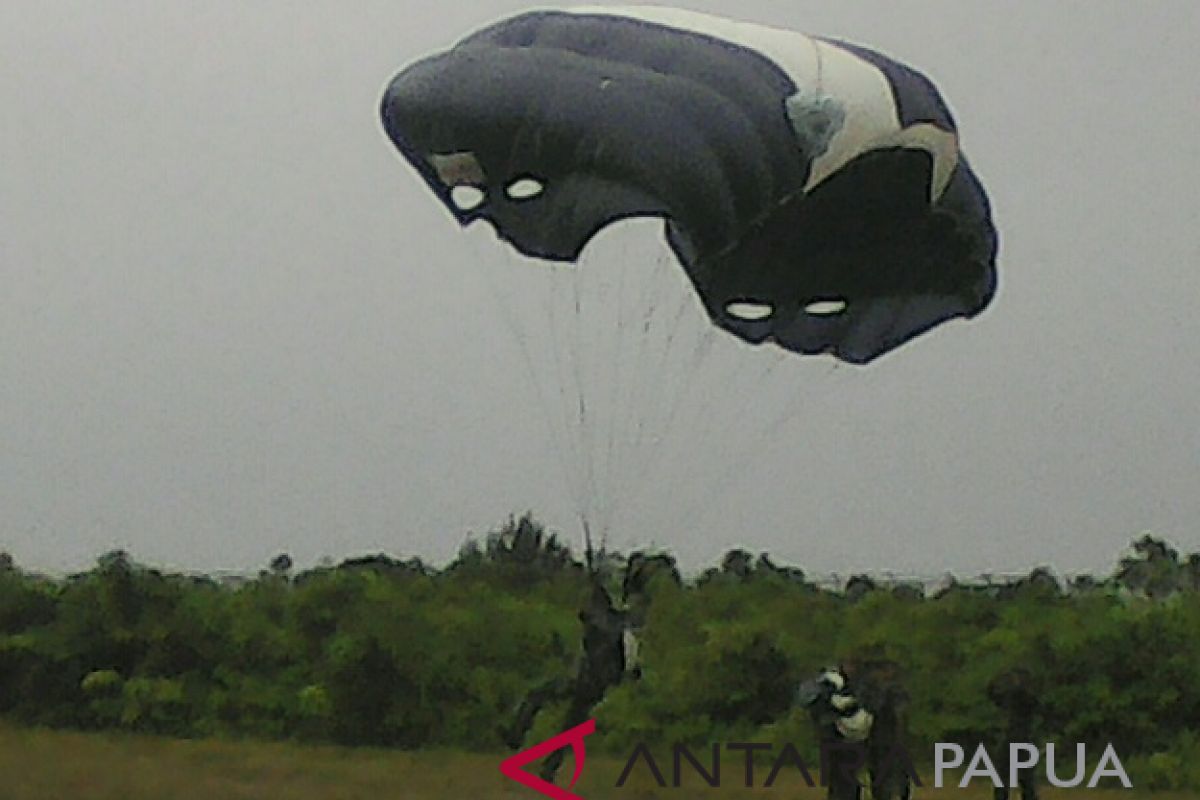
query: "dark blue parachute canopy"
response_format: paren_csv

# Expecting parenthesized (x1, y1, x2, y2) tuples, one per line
(381, 7, 998, 363)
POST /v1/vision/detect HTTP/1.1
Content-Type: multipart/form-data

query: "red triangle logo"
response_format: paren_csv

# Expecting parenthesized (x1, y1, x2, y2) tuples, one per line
(498, 718, 596, 800)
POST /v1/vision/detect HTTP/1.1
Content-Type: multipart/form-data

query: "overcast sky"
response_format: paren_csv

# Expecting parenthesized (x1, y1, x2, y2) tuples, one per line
(2, 1, 1198, 579)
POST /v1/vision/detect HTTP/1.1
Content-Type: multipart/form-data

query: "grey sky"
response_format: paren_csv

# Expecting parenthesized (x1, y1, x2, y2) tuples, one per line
(2, 1, 1198, 578)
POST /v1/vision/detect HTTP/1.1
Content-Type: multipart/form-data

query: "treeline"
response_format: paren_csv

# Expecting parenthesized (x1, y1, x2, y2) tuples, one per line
(1, 518, 1199, 789)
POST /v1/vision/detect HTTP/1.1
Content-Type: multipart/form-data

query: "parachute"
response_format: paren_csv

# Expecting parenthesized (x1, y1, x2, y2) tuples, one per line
(380, 6, 997, 364)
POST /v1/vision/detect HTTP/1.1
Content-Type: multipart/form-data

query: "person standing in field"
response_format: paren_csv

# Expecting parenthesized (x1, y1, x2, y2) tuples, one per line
(854, 657, 914, 800)
(987, 668, 1040, 800)
(797, 656, 914, 800)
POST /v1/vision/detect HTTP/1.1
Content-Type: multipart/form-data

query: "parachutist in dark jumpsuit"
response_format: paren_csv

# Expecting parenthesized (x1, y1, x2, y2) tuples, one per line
(797, 661, 913, 800)
(798, 667, 870, 800)
(987, 668, 1040, 800)
(502, 580, 641, 783)
(537, 582, 630, 781)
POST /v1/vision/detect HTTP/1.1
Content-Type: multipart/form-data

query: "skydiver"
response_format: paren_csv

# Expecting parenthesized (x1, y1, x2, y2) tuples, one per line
(536, 580, 632, 782)
(797, 658, 914, 800)
(500, 575, 644, 784)
(798, 666, 870, 800)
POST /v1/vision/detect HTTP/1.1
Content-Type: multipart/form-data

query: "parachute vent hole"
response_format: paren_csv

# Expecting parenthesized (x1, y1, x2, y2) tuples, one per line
(505, 177, 545, 201)
(725, 301, 774, 321)
(450, 185, 485, 211)
(805, 299, 848, 316)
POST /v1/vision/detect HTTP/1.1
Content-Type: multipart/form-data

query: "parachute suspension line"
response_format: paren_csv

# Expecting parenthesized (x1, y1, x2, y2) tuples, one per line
(609, 247, 685, 534)
(620, 293, 719, 500)
(604, 265, 723, 532)
(535, 265, 578, 513)
(546, 273, 586, 556)
(471, 227, 844, 559)
(536, 233, 723, 552)
(616, 326, 737, 526)
(594, 241, 678, 542)
(543, 244, 614, 557)
(683, 338, 789, 452)
(570, 268, 598, 539)
(471, 219, 843, 564)
(577, 236, 670, 552)
(618, 264, 701, 464)
(582, 516, 596, 575)
(550, 262, 594, 538)
(544, 236, 679, 552)
(476, 240, 601, 562)
(604, 259, 848, 544)
(600, 260, 676, 506)
(675, 358, 849, 537)
(592, 247, 683, 532)
(473, 226, 847, 562)
(593, 239, 636, 547)
(482, 246, 583, 515)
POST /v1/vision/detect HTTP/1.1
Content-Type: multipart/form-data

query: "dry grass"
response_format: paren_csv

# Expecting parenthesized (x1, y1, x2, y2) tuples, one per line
(0, 723, 1185, 800)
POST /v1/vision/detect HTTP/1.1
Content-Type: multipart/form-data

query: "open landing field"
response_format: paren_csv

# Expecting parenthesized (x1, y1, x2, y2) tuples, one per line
(0, 723, 1182, 800)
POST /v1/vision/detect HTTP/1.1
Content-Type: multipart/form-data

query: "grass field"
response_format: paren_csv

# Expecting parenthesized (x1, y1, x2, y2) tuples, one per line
(0, 723, 1185, 800)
